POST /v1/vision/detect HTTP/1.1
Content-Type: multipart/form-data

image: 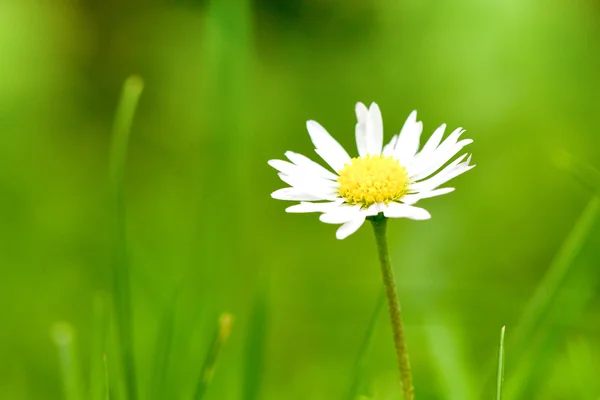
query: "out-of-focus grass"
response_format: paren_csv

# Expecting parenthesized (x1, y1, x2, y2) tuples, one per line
(109, 75, 145, 400)
(1, 1, 600, 399)
(496, 326, 506, 400)
(51, 323, 82, 400)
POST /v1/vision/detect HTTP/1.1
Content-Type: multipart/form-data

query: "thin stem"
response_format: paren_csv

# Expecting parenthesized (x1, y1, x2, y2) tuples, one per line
(371, 217, 414, 400)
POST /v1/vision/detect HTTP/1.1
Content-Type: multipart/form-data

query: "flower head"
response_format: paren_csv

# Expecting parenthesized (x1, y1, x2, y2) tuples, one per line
(269, 102, 475, 239)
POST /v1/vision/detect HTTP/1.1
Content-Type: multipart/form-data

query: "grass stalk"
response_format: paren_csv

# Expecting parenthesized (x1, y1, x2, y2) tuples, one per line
(243, 290, 268, 400)
(91, 293, 110, 400)
(149, 296, 177, 399)
(109, 75, 144, 400)
(52, 322, 83, 400)
(496, 326, 506, 400)
(104, 354, 111, 400)
(194, 313, 235, 400)
(479, 157, 600, 397)
(345, 291, 384, 400)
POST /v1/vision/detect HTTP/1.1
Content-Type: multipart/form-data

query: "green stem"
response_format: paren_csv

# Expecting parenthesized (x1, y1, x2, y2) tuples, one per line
(371, 217, 414, 400)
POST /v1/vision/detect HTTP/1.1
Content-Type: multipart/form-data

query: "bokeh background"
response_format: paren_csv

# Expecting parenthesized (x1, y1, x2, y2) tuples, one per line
(1, 0, 600, 399)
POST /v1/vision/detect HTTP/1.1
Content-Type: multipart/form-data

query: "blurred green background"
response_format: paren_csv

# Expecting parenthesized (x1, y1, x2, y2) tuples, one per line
(1, 0, 600, 399)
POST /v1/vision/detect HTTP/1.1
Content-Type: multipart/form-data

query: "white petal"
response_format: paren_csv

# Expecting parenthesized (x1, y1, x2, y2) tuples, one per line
(365, 203, 386, 216)
(383, 203, 431, 220)
(268, 159, 299, 176)
(335, 216, 366, 240)
(410, 128, 471, 181)
(401, 188, 455, 205)
(410, 154, 474, 192)
(355, 102, 369, 158)
(277, 173, 339, 191)
(383, 135, 399, 156)
(285, 151, 338, 181)
(271, 188, 335, 201)
(306, 120, 351, 172)
(406, 123, 446, 174)
(366, 103, 383, 155)
(319, 205, 362, 224)
(285, 201, 343, 213)
(394, 110, 423, 164)
(421, 123, 446, 156)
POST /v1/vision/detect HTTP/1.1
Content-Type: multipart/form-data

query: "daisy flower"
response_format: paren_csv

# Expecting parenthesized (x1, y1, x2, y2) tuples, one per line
(268, 102, 474, 239)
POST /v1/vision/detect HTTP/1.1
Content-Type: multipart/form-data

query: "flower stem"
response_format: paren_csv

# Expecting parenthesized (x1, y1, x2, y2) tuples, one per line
(370, 217, 415, 400)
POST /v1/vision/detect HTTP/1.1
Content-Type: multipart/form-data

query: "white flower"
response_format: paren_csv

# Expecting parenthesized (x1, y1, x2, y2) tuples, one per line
(268, 102, 475, 240)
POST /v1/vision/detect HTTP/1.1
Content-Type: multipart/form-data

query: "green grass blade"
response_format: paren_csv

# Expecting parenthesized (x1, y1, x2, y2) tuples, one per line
(479, 157, 600, 398)
(109, 75, 144, 400)
(567, 338, 598, 399)
(425, 323, 475, 400)
(104, 354, 111, 400)
(194, 313, 235, 400)
(243, 289, 268, 400)
(510, 195, 600, 358)
(51, 322, 83, 400)
(148, 295, 178, 399)
(345, 291, 384, 400)
(496, 326, 506, 400)
(500, 158, 600, 399)
(91, 294, 111, 400)
(505, 156, 600, 376)
(555, 151, 600, 192)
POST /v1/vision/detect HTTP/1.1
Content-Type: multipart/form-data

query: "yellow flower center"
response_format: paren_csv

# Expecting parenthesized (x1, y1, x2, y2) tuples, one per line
(337, 155, 409, 208)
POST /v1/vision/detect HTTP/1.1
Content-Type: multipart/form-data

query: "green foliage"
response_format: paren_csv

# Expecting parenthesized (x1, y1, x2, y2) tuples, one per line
(1, 1, 600, 399)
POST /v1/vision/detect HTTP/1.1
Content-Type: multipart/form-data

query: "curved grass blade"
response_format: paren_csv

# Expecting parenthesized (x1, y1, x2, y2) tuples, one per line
(194, 313, 235, 400)
(109, 75, 144, 400)
(496, 326, 505, 400)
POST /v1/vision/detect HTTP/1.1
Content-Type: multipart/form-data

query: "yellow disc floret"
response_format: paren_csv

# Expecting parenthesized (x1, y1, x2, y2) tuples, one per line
(337, 155, 409, 208)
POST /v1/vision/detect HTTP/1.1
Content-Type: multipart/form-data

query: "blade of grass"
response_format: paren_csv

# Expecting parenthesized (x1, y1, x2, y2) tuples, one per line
(555, 151, 600, 192)
(91, 293, 111, 400)
(479, 156, 600, 398)
(508, 157, 600, 358)
(52, 322, 82, 400)
(509, 195, 600, 359)
(344, 291, 384, 400)
(425, 323, 476, 400)
(496, 326, 505, 400)
(103, 354, 111, 400)
(109, 75, 144, 400)
(243, 289, 268, 400)
(505, 253, 599, 399)
(193, 313, 235, 400)
(566, 338, 598, 399)
(148, 293, 178, 400)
